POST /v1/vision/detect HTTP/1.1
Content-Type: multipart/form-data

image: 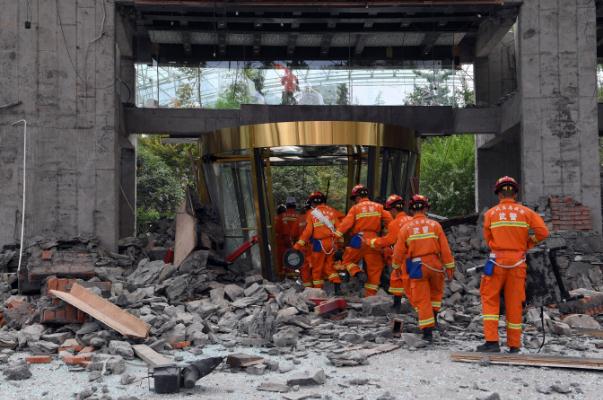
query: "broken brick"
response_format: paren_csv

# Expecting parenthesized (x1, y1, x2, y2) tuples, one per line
(62, 354, 92, 366)
(78, 346, 95, 355)
(171, 341, 191, 349)
(314, 298, 347, 315)
(26, 355, 52, 364)
(59, 338, 83, 353)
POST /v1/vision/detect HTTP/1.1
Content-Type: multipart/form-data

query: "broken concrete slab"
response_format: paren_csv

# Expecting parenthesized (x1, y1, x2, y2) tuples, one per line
(563, 314, 601, 330)
(49, 283, 150, 339)
(286, 369, 326, 386)
(109, 340, 134, 360)
(3, 359, 31, 380)
(257, 381, 290, 393)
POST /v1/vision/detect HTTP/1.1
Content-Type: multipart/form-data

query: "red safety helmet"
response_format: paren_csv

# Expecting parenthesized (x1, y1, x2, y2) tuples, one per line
(308, 191, 326, 204)
(494, 176, 519, 194)
(385, 194, 404, 210)
(409, 194, 430, 210)
(350, 184, 369, 200)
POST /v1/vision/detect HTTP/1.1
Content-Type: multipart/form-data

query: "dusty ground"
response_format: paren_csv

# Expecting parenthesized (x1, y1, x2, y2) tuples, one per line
(2, 338, 601, 400)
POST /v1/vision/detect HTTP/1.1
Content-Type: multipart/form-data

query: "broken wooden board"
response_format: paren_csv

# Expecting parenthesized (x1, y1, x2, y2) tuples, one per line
(49, 283, 150, 339)
(132, 344, 175, 368)
(226, 353, 264, 368)
(359, 343, 400, 358)
(174, 199, 198, 267)
(450, 352, 603, 371)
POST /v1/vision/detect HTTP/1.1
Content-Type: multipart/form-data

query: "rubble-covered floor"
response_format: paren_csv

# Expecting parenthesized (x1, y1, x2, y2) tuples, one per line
(1, 340, 602, 400)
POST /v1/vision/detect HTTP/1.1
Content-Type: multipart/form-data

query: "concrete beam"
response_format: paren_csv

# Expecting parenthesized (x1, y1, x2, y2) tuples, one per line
(475, 13, 516, 58)
(124, 105, 502, 137)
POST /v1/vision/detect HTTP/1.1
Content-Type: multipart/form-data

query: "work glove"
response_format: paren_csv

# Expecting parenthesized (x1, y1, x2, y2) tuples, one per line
(446, 268, 455, 281)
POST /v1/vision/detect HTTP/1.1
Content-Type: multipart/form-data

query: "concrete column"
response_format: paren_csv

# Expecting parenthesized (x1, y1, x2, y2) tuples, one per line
(518, 0, 602, 232)
(474, 32, 518, 210)
(0, 0, 120, 249)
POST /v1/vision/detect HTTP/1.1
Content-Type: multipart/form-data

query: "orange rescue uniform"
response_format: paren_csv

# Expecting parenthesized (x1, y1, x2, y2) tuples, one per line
(275, 208, 300, 278)
(369, 212, 413, 299)
(296, 204, 344, 288)
(296, 210, 313, 287)
(481, 198, 549, 348)
(335, 199, 393, 296)
(392, 213, 455, 330)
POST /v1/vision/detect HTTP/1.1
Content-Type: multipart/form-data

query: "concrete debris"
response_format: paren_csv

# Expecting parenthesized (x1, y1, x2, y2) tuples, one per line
(3, 359, 32, 380)
(562, 314, 601, 330)
(109, 340, 134, 360)
(286, 369, 326, 386)
(257, 381, 290, 393)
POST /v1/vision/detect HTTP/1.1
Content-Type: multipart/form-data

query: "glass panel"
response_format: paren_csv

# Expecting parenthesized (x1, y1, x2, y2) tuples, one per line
(136, 63, 474, 108)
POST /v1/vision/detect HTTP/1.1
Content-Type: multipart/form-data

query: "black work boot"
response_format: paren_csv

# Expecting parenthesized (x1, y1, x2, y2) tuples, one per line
(355, 271, 368, 285)
(507, 347, 520, 354)
(476, 341, 501, 353)
(333, 283, 341, 296)
(392, 296, 402, 313)
(422, 327, 434, 343)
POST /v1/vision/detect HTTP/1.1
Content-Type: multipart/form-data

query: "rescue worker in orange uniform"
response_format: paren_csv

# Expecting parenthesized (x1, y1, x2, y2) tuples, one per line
(297, 201, 313, 288)
(335, 184, 393, 297)
(477, 176, 549, 353)
(294, 191, 344, 293)
(392, 195, 455, 342)
(275, 198, 300, 279)
(368, 194, 413, 312)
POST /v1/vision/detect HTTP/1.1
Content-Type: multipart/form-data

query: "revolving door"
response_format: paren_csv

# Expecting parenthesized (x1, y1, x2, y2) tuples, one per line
(200, 121, 419, 280)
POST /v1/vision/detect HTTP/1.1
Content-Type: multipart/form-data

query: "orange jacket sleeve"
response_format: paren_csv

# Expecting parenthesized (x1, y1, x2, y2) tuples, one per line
(335, 206, 357, 237)
(392, 228, 409, 269)
(483, 211, 493, 249)
(295, 213, 314, 248)
(527, 209, 549, 248)
(371, 219, 399, 249)
(436, 224, 455, 270)
(381, 208, 394, 226)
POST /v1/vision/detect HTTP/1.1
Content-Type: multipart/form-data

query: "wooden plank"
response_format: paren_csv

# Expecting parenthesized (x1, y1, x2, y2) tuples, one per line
(50, 283, 150, 339)
(360, 343, 400, 358)
(174, 199, 198, 267)
(450, 352, 603, 371)
(132, 344, 175, 368)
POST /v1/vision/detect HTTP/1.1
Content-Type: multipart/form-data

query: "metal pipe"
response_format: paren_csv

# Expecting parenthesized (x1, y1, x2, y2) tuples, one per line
(10, 119, 27, 285)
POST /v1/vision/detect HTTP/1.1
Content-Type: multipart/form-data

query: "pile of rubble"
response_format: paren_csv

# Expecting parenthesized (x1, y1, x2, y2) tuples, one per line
(0, 213, 602, 397)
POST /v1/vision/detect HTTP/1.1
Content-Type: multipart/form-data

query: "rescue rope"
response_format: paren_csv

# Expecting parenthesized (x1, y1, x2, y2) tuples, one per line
(319, 238, 335, 255)
(423, 262, 444, 274)
(492, 258, 526, 269)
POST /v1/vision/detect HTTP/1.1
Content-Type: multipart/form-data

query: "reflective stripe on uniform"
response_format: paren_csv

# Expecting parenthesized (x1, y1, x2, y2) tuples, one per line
(283, 217, 298, 222)
(355, 212, 381, 220)
(334, 230, 344, 237)
(313, 222, 325, 227)
(419, 317, 435, 327)
(364, 283, 379, 290)
(296, 240, 305, 246)
(482, 314, 500, 321)
(313, 280, 324, 286)
(328, 273, 339, 280)
(406, 233, 438, 243)
(431, 301, 442, 308)
(303, 282, 312, 287)
(490, 221, 529, 229)
(370, 238, 377, 248)
(389, 287, 405, 294)
(391, 263, 400, 270)
(346, 263, 358, 272)
(507, 322, 522, 330)
(445, 262, 455, 270)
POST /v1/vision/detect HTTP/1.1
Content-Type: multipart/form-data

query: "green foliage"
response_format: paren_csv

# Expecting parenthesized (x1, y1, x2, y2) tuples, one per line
(335, 83, 350, 105)
(419, 135, 475, 217)
(406, 69, 476, 216)
(271, 165, 349, 212)
(136, 144, 184, 233)
(213, 76, 252, 109)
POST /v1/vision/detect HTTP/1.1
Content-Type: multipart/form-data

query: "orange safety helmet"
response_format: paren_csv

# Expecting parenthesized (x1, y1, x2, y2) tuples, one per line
(385, 194, 404, 210)
(308, 191, 326, 204)
(409, 194, 430, 210)
(350, 184, 369, 200)
(494, 176, 519, 194)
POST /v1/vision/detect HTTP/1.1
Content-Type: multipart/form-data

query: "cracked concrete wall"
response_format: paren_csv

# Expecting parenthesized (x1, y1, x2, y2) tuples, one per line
(518, 0, 602, 233)
(0, 0, 120, 249)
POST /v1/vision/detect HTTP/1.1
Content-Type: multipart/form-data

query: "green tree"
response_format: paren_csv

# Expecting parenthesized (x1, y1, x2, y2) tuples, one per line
(335, 83, 350, 105)
(136, 144, 184, 233)
(420, 135, 475, 216)
(407, 70, 476, 216)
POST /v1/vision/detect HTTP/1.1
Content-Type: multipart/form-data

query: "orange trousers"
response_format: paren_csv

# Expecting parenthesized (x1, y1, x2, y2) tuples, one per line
(343, 237, 384, 296)
(480, 262, 527, 348)
(276, 242, 287, 279)
(410, 255, 444, 330)
(310, 239, 341, 288)
(389, 268, 413, 305)
(299, 247, 313, 288)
